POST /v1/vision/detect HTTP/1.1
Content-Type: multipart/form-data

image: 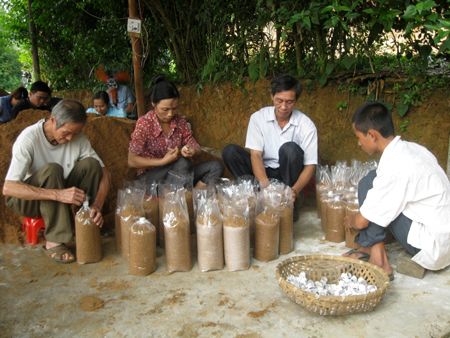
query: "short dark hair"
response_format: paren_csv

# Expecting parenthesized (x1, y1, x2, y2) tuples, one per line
(149, 73, 179, 105)
(51, 99, 87, 129)
(9, 87, 28, 102)
(93, 91, 110, 106)
(270, 74, 302, 99)
(352, 102, 395, 138)
(30, 81, 51, 95)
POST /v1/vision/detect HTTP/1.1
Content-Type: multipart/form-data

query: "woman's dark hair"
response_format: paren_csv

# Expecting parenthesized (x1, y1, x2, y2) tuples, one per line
(93, 91, 110, 106)
(9, 87, 28, 103)
(352, 102, 395, 138)
(149, 74, 179, 105)
(270, 74, 302, 99)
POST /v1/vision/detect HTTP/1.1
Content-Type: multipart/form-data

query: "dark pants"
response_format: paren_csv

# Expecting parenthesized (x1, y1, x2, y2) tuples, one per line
(138, 157, 224, 186)
(6, 157, 103, 243)
(222, 142, 304, 187)
(355, 170, 421, 256)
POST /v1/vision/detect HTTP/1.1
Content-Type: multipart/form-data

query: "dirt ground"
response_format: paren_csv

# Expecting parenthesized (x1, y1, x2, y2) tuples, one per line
(1, 196, 450, 337)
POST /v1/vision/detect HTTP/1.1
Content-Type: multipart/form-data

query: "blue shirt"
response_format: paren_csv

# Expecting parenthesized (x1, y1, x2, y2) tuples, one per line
(0, 96, 12, 123)
(86, 106, 127, 118)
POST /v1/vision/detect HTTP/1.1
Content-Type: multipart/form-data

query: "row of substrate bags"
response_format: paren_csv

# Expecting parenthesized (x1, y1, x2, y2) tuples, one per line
(315, 160, 379, 247)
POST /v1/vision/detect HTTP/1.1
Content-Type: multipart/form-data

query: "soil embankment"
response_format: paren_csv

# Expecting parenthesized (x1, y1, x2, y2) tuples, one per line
(1, 79, 448, 244)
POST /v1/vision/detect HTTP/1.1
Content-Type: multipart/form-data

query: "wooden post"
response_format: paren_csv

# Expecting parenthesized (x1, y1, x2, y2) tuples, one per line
(129, 0, 146, 118)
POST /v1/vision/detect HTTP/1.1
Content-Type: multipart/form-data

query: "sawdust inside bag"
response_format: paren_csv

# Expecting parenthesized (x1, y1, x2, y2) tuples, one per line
(76, 201, 102, 264)
(223, 215, 250, 271)
(164, 190, 192, 272)
(129, 217, 156, 276)
(254, 209, 280, 262)
(196, 197, 224, 272)
(345, 198, 360, 249)
(325, 196, 346, 243)
(121, 205, 145, 261)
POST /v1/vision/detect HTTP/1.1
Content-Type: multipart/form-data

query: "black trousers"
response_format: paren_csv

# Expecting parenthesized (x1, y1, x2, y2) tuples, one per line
(138, 157, 224, 186)
(355, 170, 421, 255)
(222, 142, 304, 187)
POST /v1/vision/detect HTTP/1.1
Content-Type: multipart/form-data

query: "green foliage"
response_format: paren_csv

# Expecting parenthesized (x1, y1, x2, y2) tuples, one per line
(400, 120, 409, 132)
(0, 7, 23, 91)
(2, 0, 450, 88)
(336, 101, 347, 111)
(397, 103, 409, 117)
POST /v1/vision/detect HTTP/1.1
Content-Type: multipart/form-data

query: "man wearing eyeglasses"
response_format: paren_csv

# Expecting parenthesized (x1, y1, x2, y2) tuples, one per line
(10, 81, 51, 120)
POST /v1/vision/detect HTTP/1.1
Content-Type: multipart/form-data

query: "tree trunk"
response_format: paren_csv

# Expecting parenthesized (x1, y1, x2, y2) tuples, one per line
(28, 0, 40, 81)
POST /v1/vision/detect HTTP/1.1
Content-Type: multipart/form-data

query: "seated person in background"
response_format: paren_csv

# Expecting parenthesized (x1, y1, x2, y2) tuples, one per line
(0, 87, 28, 124)
(128, 73, 224, 188)
(3, 99, 111, 264)
(222, 74, 318, 221)
(86, 91, 127, 117)
(343, 102, 450, 279)
(107, 79, 135, 117)
(44, 95, 64, 111)
(10, 81, 51, 119)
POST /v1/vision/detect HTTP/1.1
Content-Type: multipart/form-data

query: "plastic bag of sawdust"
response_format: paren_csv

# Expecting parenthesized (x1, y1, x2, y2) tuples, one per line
(163, 189, 192, 272)
(120, 187, 145, 260)
(237, 176, 258, 248)
(158, 180, 177, 249)
(224, 212, 250, 271)
(254, 184, 281, 262)
(76, 200, 102, 264)
(278, 183, 294, 255)
(345, 198, 360, 249)
(115, 189, 126, 253)
(166, 170, 195, 234)
(325, 195, 346, 243)
(196, 195, 224, 272)
(133, 179, 159, 246)
(315, 164, 332, 219)
(129, 217, 156, 276)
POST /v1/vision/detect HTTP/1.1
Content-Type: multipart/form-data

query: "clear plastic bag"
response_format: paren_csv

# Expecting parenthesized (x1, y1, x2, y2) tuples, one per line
(254, 186, 281, 262)
(129, 217, 156, 276)
(345, 198, 360, 249)
(120, 187, 145, 260)
(167, 171, 195, 234)
(315, 165, 332, 219)
(163, 189, 192, 272)
(279, 184, 294, 255)
(196, 196, 224, 272)
(115, 189, 125, 253)
(325, 195, 346, 243)
(76, 200, 102, 264)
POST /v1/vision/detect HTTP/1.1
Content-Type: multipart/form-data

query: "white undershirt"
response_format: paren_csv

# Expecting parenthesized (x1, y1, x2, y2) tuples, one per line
(6, 119, 104, 182)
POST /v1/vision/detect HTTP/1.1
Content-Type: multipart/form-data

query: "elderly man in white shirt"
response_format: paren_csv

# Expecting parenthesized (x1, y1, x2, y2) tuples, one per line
(343, 101, 450, 279)
(222, 74, 318, 221)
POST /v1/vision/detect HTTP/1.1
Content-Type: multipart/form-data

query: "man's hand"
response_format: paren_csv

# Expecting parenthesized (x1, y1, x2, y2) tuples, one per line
(57, 187, 85, 206)
(181, 145, 196, 158)
(344, 215, 354, 234)
(90, 205, 104, 228)
(291, 187, 298, 202)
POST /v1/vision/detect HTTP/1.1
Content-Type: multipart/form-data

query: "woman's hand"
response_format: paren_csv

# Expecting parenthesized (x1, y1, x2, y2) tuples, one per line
(181, 145, 196, 158)
(163, 147, 181, 164)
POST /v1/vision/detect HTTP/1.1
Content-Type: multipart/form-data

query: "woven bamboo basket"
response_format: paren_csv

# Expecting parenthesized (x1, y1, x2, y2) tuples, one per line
(276, 255, 390, 316)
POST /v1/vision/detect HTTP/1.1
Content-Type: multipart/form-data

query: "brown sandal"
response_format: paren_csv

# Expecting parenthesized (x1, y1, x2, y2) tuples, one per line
(41, 244, 75, 264)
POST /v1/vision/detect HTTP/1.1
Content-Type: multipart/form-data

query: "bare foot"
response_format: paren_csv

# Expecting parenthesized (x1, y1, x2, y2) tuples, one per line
(46, 241, 74, 261)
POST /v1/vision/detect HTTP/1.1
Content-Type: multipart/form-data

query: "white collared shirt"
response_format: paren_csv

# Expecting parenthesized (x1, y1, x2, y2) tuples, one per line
(245, 107, 318, 168)
(360, 136, 450, 270)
